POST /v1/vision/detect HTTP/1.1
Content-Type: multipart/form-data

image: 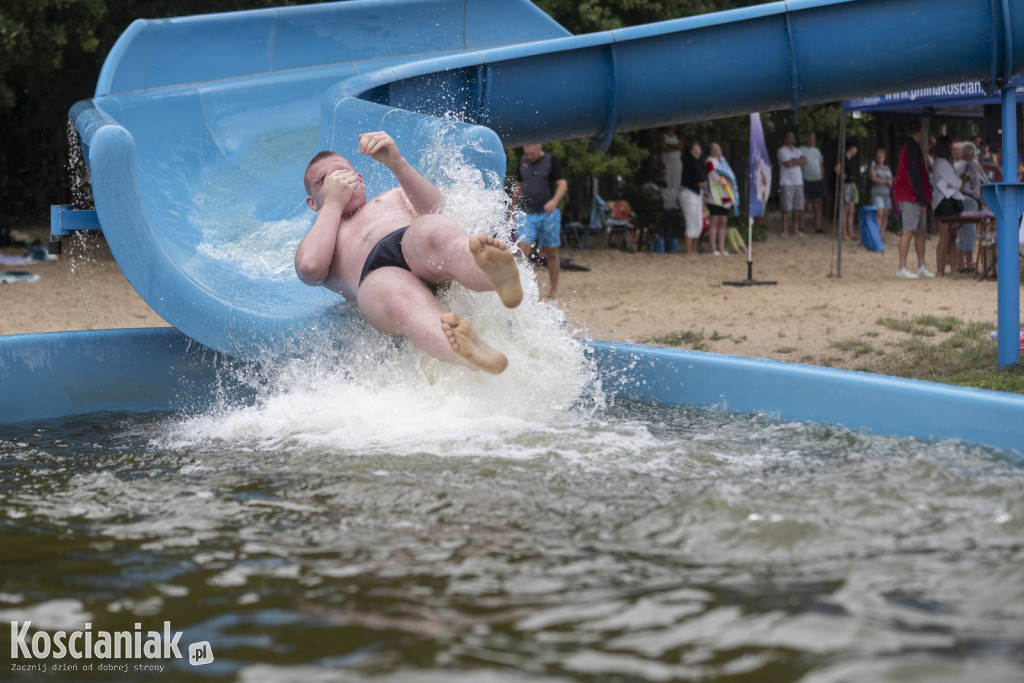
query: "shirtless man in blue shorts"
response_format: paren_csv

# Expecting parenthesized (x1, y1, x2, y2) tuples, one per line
(296, 131, 523, 374)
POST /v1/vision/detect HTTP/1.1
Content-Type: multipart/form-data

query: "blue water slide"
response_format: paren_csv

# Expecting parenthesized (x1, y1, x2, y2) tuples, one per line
(69, 0, 1024, 360)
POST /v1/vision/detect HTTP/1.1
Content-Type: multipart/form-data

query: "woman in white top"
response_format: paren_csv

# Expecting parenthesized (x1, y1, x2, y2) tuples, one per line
(659, 126, 684, 210)
(954, 141, 987, 273)
(868, 149, 893, 233)
(929, 136, 966, 277)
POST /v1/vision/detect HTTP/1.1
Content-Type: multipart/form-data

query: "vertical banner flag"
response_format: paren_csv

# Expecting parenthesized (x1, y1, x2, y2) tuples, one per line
(725, 112, 777, 285)
(749, 113, 771, 218)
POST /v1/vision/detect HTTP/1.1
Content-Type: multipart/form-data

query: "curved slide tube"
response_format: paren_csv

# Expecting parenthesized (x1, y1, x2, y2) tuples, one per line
(71, 0, 1024, 360)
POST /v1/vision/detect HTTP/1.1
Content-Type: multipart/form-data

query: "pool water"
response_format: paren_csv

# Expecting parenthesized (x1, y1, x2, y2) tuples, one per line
(2, 389, 1022, 681)
(4, 135, 1021, 681)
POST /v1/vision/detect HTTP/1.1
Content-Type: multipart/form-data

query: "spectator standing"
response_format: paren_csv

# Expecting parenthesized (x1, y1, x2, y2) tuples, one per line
(954, 141, 986, 273)
(680, 139, 707, 255)
(892, 119, 934, 279)
(659, 125, 684, 210)
(835, 142, 859, 241)
(704, 142, 739, 256)
(930, 136, 965, 277)
(777, 131, 807, 237)
(514, 143, 567, 298)
(798, 132, 826, 233)
(978, 140, 1001, 181)
(868, 148, 893, 235)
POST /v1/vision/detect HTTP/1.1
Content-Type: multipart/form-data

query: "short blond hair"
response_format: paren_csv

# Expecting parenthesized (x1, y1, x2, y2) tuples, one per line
(303, 151, 352, 194)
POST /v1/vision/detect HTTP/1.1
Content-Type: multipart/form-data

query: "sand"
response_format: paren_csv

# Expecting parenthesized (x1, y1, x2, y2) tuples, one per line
(1, 219, 1011, 372)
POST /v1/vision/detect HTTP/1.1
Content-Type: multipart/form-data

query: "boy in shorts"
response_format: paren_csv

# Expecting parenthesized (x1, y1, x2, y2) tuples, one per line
(777, 131, 807, 237)
(892, 119, 936, 278)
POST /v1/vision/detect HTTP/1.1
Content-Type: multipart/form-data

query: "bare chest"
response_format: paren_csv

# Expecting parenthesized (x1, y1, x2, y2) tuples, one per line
(329, 191, 415, 297)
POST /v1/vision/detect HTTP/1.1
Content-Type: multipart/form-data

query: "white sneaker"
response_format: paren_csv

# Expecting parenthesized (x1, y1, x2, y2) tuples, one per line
(897, 268, 918, 279)
(916, 266, 935, 278)
(713, 250, 722, 256)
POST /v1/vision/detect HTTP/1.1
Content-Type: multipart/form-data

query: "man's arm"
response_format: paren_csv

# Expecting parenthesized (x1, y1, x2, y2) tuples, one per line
(544, 178, 568, 214)
(542, 156, 568, 213)
(359, 131, 444, 215)
(295, 168, 356, 286)
(907, 144, 927, 205)
(779, 148, 803, 168)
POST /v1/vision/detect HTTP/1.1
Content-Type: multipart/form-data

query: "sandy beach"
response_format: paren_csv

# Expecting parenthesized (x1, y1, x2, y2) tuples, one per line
(0, 219, 1010, 373)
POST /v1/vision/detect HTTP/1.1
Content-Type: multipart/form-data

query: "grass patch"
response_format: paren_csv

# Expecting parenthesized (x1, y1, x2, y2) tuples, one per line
(836, 318, 1024, 394)
(829, 339, 878, 358)
(877, 316, 935, 337)
(651, 329, 705, 350)
(710, 331, 747, 345)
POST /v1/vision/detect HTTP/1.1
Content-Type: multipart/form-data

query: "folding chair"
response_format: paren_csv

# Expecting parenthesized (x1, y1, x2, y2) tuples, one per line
(559, 202, 592, 250)
(591, 195, 638, 251)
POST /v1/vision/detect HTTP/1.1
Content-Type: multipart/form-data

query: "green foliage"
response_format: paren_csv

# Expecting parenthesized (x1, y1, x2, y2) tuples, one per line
(0, 0, 313, 217)
(536, 0, 779, 32)
(0, 1, 106, 110)
(0, 0, 994, 229)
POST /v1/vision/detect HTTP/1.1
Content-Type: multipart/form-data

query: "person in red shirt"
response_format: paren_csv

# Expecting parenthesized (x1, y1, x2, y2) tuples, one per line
(892, 119, 935, 279)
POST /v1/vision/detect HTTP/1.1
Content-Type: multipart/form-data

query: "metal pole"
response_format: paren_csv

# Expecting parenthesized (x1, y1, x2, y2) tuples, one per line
(834, 112, 846, 278)
(997, 86, 1021, 368)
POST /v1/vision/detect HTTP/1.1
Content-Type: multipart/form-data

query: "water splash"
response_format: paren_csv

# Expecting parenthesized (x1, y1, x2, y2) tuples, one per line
(65, 118, 94, 211)
(156, 128, 602, 455)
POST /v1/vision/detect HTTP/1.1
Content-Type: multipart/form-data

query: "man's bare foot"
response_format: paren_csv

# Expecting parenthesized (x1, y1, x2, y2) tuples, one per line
(469, 235, 523, 309)
(441, 312, 508, 374)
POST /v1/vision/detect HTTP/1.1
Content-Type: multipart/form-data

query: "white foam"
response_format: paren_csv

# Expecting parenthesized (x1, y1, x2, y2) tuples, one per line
(196, 215, 306, 281)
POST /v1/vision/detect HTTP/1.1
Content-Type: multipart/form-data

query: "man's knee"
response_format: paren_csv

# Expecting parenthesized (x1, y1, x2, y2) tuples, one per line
(410, 212, 454, 235)
(410, 214, 463, 252)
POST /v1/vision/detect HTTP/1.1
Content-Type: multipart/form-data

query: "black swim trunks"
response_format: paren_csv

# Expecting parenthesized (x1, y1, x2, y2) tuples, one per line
(359, 227, 411, 286)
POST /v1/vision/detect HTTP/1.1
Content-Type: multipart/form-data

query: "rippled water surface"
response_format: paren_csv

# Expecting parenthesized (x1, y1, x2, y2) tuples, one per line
(2, 394, 1022, 682)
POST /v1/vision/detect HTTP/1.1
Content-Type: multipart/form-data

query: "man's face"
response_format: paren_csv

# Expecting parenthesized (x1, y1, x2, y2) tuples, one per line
(305, 155, 366, 214)
(785, 132, 796, 146)
(806, 133, 816, 146)
(523, 145, 544, 163)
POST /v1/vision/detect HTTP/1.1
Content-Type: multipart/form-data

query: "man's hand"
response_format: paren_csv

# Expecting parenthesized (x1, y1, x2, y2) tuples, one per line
(359, 131, 401, 168)
(321, 168, 360, 210)
(359, 130, 445, 215)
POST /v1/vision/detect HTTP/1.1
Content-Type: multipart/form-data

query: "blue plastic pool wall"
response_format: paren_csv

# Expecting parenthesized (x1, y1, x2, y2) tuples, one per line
(2, 328, 1023, 456)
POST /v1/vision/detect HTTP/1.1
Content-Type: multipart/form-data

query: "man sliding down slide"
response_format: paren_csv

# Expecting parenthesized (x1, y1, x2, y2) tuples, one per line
(296, 131, 523, 373)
